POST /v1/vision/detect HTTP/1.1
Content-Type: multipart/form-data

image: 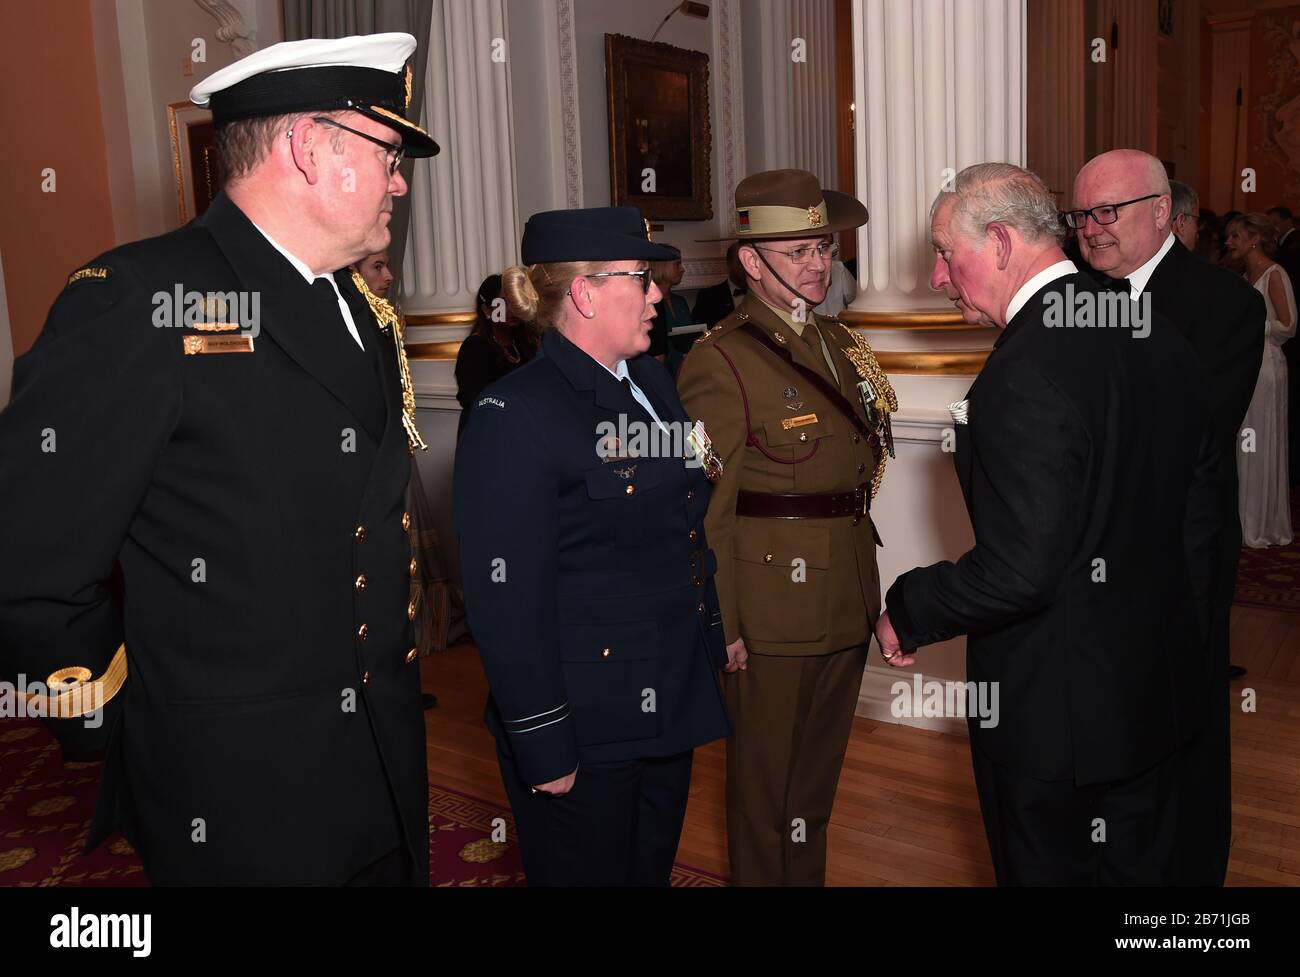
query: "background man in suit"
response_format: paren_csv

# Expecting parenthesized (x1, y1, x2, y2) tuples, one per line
(1070, 150, 1265, 884)
(0, 34, 438, 884)
(691, 242, 747, 330)
(877, 162, 1219, 885)
(1170, 180, 1200, 252)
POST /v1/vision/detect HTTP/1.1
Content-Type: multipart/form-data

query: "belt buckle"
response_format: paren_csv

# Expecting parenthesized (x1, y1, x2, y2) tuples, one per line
(852, 486, 867, 525)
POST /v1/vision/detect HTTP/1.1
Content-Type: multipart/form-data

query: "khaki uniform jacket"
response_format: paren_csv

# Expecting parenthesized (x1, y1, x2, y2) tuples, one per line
(676, 294, 883, 656)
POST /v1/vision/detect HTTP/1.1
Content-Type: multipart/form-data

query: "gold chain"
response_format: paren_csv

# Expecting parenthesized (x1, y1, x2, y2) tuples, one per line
(349, 270, 428, 453)
(838, 324, 898, 499)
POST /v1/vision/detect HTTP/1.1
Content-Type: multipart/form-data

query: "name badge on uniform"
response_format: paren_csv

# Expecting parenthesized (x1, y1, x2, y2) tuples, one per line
(687, 420, 724, 483)
(183, 334, 254, 355)
(780, 413, 819, 430)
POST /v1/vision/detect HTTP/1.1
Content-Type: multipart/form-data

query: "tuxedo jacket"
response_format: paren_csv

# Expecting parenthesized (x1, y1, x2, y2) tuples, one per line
(1141, 240, 1265, 466)
(886, 272, 1220, 786)
(454, 330, 729, 787)
(0, 193, 428, 883)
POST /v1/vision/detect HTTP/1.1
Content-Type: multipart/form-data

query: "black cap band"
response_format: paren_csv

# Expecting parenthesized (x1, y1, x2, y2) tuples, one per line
(208, 64, 403, 126)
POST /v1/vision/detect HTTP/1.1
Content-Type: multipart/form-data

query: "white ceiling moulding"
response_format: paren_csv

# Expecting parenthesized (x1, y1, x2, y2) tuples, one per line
(193, 0, 256, 57)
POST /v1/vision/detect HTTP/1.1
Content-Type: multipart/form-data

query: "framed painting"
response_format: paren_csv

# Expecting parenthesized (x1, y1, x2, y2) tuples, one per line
(605, 34, 712, 221)
(167, 101, 222, 225)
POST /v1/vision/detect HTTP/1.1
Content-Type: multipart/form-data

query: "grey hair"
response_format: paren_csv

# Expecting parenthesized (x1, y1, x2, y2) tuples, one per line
(930, 162, 1063, 245)
(1169, 179, 1199, 219)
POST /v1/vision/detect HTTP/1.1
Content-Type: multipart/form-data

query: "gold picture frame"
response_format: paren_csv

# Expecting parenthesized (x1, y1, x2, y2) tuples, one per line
(166, 100, 221, 225)
(605, 34, 712, 221)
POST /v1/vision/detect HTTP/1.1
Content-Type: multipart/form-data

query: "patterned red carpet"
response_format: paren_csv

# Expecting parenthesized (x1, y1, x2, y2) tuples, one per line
(0, 719, 724, 887)
(1234, 489, 1300, 612)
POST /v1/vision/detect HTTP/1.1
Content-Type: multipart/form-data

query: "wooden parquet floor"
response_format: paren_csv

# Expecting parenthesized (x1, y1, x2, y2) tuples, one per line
(421, 603, 1300, 886)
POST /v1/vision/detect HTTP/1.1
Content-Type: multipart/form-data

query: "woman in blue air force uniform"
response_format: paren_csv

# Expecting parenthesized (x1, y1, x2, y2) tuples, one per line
(454, 207, 734, 885)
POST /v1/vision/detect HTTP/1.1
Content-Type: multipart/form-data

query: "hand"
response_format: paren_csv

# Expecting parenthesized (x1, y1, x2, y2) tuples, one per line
(875, 610, 916, 668)
(724, 636, 749, 673)
(532, 768, 577, 796)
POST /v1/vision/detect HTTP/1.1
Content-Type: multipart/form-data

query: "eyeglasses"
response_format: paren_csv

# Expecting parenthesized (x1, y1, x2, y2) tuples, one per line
(1062, 194, 1160, 230)
(309, 116, 405, 175)
(586, 269, 653, 293)
(754, 241, 834, 265)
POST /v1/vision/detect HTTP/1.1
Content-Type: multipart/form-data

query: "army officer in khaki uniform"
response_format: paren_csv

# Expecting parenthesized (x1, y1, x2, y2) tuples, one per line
(676, 169, 896, 885)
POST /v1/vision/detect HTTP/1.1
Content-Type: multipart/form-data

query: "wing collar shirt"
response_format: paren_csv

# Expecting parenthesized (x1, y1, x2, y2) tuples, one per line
(1003, 259, 1078, 324)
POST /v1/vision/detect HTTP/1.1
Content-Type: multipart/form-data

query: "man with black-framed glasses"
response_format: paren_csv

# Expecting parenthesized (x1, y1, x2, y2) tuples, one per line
(1072, 148, 1265, 887)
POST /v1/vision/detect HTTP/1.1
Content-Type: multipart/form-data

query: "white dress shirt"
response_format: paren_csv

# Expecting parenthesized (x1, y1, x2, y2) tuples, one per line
(250, 221, 365, 350)
(1004, 260, 1078, 324)
(600, 359, 669, 434)
(1125, 231, 1177, 298)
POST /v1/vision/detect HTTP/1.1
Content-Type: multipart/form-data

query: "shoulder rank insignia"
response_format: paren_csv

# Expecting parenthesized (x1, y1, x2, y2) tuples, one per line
(66, 266, 110, 287)
(350, 269, 428, 453)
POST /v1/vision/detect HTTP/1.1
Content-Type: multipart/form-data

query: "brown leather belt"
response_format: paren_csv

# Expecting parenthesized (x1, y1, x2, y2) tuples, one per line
(736, 485, 870, 522)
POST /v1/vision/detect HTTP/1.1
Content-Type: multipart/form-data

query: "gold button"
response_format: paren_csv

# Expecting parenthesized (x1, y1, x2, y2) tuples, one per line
(798, 432, 808, 443)
(407, 600, 417, 621)
(697, 602, 706, 613)
(401, 511, 411, 532)
(357, 623, 369, 641)
(354, 574, 367, 593)
(687, 490, 695, 502)
(852, 434, 860, 444)
(625, 484, 635, 496)
(362, 671, 371, 685)
(409, 558, 418, 578)
(763, 553, 773, 564)
(858, 462, 866, 474)
(405, 647, 418, 664)
(354, 525, 367, 543)
(602, 647, 612, 658)
(689, 529, 698, 543)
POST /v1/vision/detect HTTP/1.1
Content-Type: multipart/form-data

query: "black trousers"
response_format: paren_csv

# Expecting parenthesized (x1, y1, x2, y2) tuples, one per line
(971, 741, 1178, 886)
(343, 844, 422, 886)
(497, 744, 694, 886)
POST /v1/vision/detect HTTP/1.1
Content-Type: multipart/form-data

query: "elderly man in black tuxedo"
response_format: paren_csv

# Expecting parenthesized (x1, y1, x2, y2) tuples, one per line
(875, 163, 1220, 885)
(1070, 150, 1265, 885)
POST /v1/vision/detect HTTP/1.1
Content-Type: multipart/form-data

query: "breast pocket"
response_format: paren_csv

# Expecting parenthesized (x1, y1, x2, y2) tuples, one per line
(584, 461, 675, 547)
(733, 519, 831, 643)
(759, 417, 830, 464)
(559, 620, 662, 747)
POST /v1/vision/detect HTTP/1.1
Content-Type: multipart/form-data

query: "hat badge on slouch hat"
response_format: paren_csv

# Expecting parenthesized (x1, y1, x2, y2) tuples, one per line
(699, 168, 867, 242)
(189, 32, 439, 158)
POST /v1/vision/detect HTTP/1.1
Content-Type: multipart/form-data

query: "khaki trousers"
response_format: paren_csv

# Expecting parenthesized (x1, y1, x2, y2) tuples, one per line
(722, 643, 868, 885)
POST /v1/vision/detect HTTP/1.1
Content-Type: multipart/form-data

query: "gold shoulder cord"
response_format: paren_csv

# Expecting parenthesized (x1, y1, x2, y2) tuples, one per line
(839, 325, 899, 499)
(349, 269, 428, 453)
(18, 644, 129, 717)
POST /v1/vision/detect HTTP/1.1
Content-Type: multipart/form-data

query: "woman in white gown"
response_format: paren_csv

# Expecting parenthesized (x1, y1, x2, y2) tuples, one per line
(1227, 213, 1298, 547)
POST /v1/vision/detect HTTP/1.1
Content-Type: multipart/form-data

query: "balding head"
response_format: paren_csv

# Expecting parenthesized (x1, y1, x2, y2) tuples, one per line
(1070, 149, 1173, 277)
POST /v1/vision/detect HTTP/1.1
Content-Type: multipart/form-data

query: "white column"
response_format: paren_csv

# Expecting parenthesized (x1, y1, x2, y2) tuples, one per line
(853, 0, 1025, 315)
(401, 0, 521, 317)
(748, 0, 838, 186)
(844, 0, 1027, 725)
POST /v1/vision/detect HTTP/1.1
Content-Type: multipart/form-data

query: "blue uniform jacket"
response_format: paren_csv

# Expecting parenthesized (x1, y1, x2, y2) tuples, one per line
(454, 329, 730, 785)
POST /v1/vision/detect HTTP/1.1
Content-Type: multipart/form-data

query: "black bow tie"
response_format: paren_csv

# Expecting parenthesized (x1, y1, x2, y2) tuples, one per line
(1094, 273, 1131, 294)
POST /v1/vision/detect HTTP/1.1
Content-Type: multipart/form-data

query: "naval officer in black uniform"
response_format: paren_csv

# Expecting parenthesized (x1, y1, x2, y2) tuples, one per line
(0, 34, 438, 884)
(454, 208, 733, 885)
